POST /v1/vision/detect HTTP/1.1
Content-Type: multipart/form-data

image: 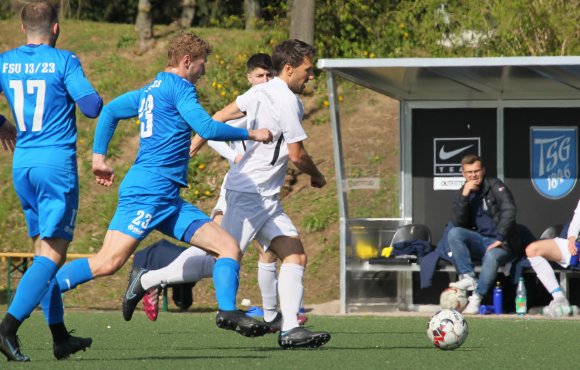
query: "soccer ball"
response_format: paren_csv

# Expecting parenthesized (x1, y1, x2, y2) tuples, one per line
(427, 309, 468, 350)
(439, 287, 467, 312)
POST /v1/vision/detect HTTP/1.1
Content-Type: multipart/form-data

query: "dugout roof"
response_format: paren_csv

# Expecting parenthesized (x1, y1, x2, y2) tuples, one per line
(317, 56, 580, 314)
(317, 56, 580, 101)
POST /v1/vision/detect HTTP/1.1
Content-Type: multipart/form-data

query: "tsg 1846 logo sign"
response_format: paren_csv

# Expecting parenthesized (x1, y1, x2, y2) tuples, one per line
(531, 127, 577, 199)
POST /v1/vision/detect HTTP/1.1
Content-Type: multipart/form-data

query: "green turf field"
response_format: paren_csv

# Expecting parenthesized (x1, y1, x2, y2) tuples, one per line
(3, 311, 578, 369)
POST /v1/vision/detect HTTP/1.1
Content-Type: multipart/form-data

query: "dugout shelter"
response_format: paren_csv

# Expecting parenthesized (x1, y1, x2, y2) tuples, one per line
(318, 57, 580, 314)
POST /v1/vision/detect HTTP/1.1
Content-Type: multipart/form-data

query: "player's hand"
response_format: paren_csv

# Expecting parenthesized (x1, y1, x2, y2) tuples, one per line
(248, 128, 273, 143)
(0, 119, 17, 152)
(92, 153, 115, 187)
(311, 174, 326, 188)
(486, 240, 503, 251)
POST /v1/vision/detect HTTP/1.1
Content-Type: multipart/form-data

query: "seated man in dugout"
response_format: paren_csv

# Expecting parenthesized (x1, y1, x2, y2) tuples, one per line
(447, 154, 521, 314)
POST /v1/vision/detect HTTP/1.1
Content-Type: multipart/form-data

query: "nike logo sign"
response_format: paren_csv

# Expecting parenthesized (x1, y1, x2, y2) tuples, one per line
(439, 144, 474, 160)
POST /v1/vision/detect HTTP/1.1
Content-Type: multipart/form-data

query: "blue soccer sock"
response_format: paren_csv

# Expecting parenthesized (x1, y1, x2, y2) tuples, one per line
(40, 278, 64, 325)
(8, 256, 58, 321)
(213, 257, 239, 311)
(56, 258, 93, 293)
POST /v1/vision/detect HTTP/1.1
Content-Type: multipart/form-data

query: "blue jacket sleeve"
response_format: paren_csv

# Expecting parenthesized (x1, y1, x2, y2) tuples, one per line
(93, 91, 140, 155)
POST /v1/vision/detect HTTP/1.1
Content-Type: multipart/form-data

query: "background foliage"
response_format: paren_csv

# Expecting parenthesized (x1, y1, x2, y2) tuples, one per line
(3, 1, 580, 58)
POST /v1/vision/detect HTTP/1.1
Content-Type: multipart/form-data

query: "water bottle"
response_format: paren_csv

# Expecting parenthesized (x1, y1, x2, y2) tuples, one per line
(478, 305, 494, 315)
(569, 237, 580, 267)
(493, 281, 503, 314)
(515, 277, 527, 316)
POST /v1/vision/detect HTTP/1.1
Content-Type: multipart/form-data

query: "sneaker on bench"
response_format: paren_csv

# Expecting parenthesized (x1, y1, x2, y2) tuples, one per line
(543, 298, 571, 318)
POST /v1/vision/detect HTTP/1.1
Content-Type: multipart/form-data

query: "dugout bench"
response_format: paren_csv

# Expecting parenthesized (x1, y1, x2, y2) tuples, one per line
(349, 223, 580, 312)
(357, 259, 580, 310)
(0, 252, 93, 304)
(0, 252, 175, 312)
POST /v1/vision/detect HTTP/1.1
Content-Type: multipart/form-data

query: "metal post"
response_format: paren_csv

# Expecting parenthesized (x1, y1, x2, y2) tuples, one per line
(326, 71, 349, 313)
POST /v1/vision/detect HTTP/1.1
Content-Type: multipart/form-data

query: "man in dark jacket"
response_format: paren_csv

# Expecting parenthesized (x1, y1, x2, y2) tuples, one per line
(448, 154, 520, 314)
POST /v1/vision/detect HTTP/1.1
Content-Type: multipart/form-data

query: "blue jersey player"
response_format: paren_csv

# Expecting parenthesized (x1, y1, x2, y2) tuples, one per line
(0, 1, 102, 362)
(53, 32, 273, 338)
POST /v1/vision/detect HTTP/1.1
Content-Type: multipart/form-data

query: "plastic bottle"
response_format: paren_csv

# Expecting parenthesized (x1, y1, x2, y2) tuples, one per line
(515, 277, 527, 316)
(493, 281, 503, 314)
(478, 305, 494, 315)
(569, 237, 580, 267)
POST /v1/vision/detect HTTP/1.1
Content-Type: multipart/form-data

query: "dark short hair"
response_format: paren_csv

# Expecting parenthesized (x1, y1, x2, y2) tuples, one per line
(461, 154, 483, 167)
(167, 33, 212, 68)
(246, 53, 272, 73)
(271, 39, 316, 74)
(21, 0, 58, 36)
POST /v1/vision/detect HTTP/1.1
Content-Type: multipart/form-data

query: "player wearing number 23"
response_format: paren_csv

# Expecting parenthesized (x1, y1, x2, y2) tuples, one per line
(50, 33, 273, 339)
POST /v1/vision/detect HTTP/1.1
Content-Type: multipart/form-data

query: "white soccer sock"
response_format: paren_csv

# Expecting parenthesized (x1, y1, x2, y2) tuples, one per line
(258, 261, 278, 322)
(141, 247, 214, 290)
(529, 256, 563, 298)
(278, 263, 304, 332)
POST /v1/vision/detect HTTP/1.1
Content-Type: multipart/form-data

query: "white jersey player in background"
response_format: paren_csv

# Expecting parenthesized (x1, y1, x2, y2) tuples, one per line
(526, 199, 580, 317)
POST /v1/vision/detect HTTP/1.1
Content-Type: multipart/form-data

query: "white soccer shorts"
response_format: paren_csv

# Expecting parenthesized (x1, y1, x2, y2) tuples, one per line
(222, 190, 298, 254)
(554, 237, 573, 268)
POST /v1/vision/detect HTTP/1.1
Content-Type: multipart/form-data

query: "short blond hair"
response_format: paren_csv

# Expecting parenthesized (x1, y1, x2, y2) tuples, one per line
(167, 33, 212, 68)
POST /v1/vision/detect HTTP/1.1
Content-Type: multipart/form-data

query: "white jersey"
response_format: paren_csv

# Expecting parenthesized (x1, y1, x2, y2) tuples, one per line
(225, 77, 307, 196)
(567, 199, 580, 239)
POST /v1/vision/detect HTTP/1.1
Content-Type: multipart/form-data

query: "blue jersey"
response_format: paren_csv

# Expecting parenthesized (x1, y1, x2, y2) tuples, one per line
(94, 71, 250, 187)
(0, 44, 97, 171)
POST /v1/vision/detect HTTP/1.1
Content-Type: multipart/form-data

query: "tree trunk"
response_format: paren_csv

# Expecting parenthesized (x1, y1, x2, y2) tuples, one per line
(59, 0, 70, 19)
(136, 0, 155, 53)
(289, 0, 315, 45)
(178, 0, 196, 29)
(244, 0, 261, 30)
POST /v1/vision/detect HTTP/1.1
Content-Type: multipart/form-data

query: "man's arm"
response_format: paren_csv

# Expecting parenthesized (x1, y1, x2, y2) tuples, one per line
(76, 92, 103, 119)
(213, 101, 245, 123)
(206, 140, 242, 163)
(0, 115, 16, 152)
(492, 180, 517, 242)
(288, 141, 326, 188)
(450, 189, 471, 228)
(92, 91, 140, 187)
(181, 102, 269, 143)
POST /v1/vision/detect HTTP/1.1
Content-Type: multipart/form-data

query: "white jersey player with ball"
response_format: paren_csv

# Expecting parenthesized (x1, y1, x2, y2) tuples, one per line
(216, 39, 330, 348)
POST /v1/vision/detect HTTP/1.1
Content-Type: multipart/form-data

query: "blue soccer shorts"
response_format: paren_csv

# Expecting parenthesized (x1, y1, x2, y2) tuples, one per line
(109, 168, 210, 241)
(12, 166, 79, 241)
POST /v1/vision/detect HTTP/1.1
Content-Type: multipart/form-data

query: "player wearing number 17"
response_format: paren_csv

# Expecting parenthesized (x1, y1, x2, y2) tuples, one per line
(0, 1, 103, 362)
(51, 32, 273, 338)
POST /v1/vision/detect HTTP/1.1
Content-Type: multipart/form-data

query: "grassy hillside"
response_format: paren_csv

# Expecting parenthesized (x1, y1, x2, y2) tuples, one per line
(0, 20, 399, 310)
